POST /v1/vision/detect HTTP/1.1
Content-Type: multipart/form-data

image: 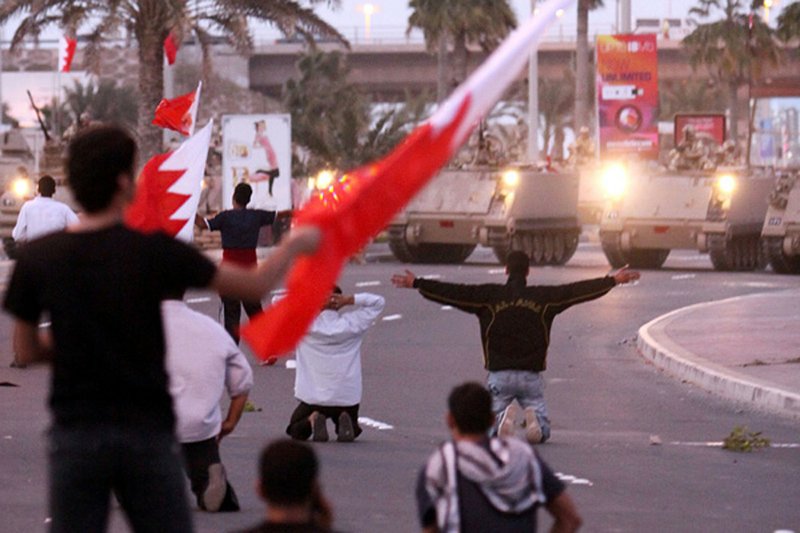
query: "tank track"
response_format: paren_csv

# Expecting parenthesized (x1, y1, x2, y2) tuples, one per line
(599, 231, 670, 269)
(708, 234, 767, 272)
(764, 236, 800, 274)
(506, 229, 579, 266)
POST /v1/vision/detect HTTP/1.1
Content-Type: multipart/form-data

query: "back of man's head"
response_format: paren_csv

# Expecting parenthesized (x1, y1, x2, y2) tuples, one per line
(37, 175, 56, 197)
(233, 182, 253, 207)
(506, 250, 530, 278)
(67, 125, 136, 213)
(448, 382, 494, 435)
(259, 439, 318, 507)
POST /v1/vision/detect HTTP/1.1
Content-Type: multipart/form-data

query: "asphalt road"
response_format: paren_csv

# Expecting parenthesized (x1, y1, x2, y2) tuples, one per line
(1, 242, 799, 532)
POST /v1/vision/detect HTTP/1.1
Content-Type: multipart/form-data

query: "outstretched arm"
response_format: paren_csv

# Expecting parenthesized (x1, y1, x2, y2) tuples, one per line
(611, 265, 640, 285)
(391, 269, 416, 289)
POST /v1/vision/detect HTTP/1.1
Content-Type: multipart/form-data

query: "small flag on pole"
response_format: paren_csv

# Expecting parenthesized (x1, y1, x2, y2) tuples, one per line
(152, 81, 202, 136)
(58, 36, 77, 73)
(164, 32, 180, 65)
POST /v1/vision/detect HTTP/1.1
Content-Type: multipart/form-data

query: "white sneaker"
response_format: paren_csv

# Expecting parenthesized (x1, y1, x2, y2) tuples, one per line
(523, 407, 543, 444)
(498, 403, 520, 438)
(203, 463, 227, 512)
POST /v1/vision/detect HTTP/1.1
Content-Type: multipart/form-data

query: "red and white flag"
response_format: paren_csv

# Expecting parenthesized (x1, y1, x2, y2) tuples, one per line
(58, 36, 77, 72)
(125, 121, 213, 241)
(152, 81, 202, 136)
(241, 0, 577, 360)
(163, 32, 179, 65)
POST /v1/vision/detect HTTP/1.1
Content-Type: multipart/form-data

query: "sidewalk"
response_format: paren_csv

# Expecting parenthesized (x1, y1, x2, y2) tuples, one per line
(638, 289, 800, 419)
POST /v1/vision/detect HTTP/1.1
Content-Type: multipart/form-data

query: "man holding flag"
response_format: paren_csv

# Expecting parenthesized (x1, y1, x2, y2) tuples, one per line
(3, 125, 319, 532)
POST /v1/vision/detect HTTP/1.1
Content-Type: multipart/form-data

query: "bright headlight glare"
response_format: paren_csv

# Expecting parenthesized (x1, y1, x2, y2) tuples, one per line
(11, 178, 31, 198)
(501, 169, 520, 188)
(716, 174, 737, 196)
(315, 170, 335, 190)
(602, 163, 627, 199)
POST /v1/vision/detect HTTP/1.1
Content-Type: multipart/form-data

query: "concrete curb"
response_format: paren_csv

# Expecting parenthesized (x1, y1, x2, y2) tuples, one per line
(637, 294, 800, 420)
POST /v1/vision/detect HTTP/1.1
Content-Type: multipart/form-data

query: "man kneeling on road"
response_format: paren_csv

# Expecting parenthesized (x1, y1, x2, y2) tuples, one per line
(393, 251, 640, 444)
(283, 286, 385, 442)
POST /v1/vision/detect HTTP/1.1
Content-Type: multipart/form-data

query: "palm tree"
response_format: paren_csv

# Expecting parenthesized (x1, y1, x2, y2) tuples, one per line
(777, 1, 800, 43)
(284, 49, 427, 177)
(574, 0, 603, 132)
(0, 1, 347, 159)
(659, 79, 725, 121)
(683, 0, 781, 144)
(408, 0, 517, 98)
(539, 69, 574, 158)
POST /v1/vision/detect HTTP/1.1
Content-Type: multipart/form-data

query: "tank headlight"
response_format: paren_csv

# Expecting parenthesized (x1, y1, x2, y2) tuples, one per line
(11, 177, 32, 199)
(715, 174, 737, 197)
(601, 163, 627, 200)
(501, 169, 520, 189)
(314, 170, 336, 191)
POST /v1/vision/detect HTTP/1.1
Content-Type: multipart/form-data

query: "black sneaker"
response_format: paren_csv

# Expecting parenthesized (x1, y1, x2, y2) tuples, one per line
(310, 412, 328, 442)
(337, 412, 355, 442)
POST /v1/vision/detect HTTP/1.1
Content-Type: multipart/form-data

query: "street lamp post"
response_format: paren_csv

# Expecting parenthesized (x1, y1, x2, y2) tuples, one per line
(357, 3, 378, 44)
(527, 0, 539, 164)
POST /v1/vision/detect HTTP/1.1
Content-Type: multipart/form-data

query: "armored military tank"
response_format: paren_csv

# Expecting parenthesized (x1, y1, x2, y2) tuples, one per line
(387, 126, 582, 265)
(762, 169, 800, 273)
(597, 160, 773, 271)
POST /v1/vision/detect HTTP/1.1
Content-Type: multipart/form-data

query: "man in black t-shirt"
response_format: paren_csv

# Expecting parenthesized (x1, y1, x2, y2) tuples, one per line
(416, 382, 582, 533)
(3, 125, 319, 532)
(196, 182, 290, 345)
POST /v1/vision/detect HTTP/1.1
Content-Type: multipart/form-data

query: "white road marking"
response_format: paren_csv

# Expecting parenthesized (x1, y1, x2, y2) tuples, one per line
(555, 473, 594, 486)
(355, 280, 382, 287)
(670, 274, 696, 280)
(382, 314, 403, 321)
(186, 297, 211, 304)
(488, 268, 505, 275)
(722, 281, 784, 289)
(669, 441, 800, 448)
(441, 305, 453, 310)
(358, 417, 394, 430)
(285, 359, 297, 370)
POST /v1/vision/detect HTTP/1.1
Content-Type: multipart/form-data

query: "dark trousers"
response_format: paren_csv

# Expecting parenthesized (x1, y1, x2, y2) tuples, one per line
(222, 296, 262, 344)
(49, 425, 193, 533)
(181, 438, 239, 512)
(286, 401, 363, 440)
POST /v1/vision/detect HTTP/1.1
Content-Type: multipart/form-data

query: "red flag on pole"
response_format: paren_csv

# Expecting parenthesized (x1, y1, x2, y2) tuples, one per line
(58, 36, 77, 73)
(152, 82, 202, 136)
(125, 121, 213, 241)
(163, 32, 179, 65)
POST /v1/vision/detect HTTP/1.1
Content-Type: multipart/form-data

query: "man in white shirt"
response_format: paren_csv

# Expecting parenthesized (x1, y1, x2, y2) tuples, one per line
(162, 291, 254, 512)
(12, 175, 78, 242)
(284, 286, 385, 443)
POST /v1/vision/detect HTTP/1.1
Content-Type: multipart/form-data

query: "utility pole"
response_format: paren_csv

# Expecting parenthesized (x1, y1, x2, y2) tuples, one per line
(619, 0, 632, 33)
(527, 0, 539, 164)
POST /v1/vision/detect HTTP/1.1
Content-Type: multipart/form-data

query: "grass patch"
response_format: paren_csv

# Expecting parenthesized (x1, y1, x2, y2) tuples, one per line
(722, 426, 770, 452)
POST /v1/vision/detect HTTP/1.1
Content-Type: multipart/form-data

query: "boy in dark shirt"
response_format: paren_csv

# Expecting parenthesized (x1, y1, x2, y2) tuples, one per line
(196, 182, 290, 344)
(3, 125, 319, 532)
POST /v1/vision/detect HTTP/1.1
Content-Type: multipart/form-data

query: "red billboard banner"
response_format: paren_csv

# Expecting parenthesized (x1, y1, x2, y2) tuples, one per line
(674, 114, 726, 145)
(596, 34, 659, 159)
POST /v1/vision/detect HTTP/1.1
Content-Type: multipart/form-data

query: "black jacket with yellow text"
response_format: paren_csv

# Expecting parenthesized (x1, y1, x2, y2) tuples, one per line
(413, 275, 616, 372)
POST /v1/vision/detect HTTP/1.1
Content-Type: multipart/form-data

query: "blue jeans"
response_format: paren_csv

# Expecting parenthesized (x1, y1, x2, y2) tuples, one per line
(48, 425, 193, 533)
(487, 370, 551, 442)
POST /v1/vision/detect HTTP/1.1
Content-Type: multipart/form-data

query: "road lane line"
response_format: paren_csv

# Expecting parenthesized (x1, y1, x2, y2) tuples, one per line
(555, 473, 594, 486)
(382, 314, 402, 321)
(669, 441, 800, 448)
(671, 274, 696, 280)
(358, 417, 394, 430)
(355, 280, 382, 287)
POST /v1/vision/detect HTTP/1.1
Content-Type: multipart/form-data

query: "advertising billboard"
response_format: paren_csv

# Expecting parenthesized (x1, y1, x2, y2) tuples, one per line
(674, 114, 726, 145)
(596, 34, 660, 159)
(221, 114, 292, 211)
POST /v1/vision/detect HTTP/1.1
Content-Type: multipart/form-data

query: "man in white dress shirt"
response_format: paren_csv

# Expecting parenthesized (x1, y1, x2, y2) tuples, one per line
(162, 291, 254, 512)
(12, 175, 78, 242)
(284, 286, 385, 443)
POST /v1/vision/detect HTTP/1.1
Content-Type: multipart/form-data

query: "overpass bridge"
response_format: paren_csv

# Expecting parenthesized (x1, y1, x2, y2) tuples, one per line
(249, 39, 800, 102)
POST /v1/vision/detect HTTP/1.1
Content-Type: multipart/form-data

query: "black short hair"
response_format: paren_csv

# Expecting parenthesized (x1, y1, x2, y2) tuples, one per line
(448, 382, 493, 434)
(506, 250, 530, 277)
(259, 440, 318, 506)
(37, 175, 56, 197)
(333, 285, 342, 295)
(233, 182, 253, 206)
(67, 125, 136, 213)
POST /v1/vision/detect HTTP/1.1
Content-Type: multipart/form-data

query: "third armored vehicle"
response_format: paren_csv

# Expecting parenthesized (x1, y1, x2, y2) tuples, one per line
(762, 169, 800, 273)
